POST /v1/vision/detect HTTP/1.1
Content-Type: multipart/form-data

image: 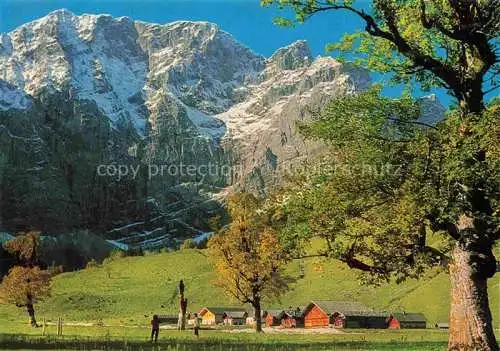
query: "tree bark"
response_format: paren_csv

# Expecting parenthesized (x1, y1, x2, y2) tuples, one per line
(448, 245, 498, 351)
(178, 296, 187, 330)
(26, 303, 37, 327)
(253, 296, 263, 333)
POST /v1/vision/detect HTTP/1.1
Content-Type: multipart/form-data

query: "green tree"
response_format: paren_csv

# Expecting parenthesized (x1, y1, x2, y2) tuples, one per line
(0, 266, 51, 327)
(272, 89, 499, 350)
(3, 231, 41, 267)
(261, 1, 499, 349)
(208, 193, 292, 332)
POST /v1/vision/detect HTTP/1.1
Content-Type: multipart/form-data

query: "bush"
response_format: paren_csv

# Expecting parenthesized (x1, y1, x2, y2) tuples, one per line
(86, 259, 100, 269)
(109, 249, 126, 260)
(181, 239, 196, 250)
(49, 264, 64, 276)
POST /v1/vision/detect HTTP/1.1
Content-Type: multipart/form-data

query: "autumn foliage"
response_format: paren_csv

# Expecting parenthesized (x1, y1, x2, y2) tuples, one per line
(208, 192, 292, 332)
(3, 231, 41, 267)
(0, 232, 52, 326)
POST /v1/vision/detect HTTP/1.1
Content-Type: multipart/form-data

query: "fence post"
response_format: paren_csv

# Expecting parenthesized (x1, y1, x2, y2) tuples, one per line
(57, 317, 63, 336)
(42, 317, 46, 336)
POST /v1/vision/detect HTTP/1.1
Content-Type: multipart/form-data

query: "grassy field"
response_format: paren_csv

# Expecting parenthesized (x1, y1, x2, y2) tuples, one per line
(0, 326, 449, 350)
(0, 248, 498, 328)
(0, 248, 498, 350)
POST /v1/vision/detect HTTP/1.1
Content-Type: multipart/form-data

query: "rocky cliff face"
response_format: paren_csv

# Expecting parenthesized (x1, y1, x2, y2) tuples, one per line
(0, 10, 441, 249)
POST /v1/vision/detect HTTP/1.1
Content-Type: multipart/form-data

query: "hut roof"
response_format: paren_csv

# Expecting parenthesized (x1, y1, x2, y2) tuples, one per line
(309, 301, 373, 316)
(342, 311, 388, 317)
(158, 314, 178, 318)
(224, 311, 248, 319)
(157, 315, 178, 323)
(200, 307, 246, 315)
(392, 313, 426, 322)
(262, 310, 283, 318)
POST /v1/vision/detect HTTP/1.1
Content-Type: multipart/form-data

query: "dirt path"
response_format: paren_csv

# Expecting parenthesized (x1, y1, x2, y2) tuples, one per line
(230, 327, 348, 334)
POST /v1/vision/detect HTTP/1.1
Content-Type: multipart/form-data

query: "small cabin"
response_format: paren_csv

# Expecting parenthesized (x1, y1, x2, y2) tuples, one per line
(157, 315, 178, 325)
(436, 322, 449, 329)
(332, 311, 387, 329)
(387, 313, 426, 329)
(280, 312, 296, 328)
(199, 307, 247, 325)
(258, 310, 281, 327)
(278, 307, 305, 328)
(304, 301, 375, 328)
(303, 302, 330, 328)
(223, 310, 248, 325)
(246, 309, 269, 327)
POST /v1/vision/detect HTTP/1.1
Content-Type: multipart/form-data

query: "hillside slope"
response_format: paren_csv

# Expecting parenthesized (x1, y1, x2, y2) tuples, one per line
(0, 249, 498, 329)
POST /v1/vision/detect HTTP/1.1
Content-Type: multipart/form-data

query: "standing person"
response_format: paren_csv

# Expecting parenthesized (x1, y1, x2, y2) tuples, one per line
(151, 315, 160, 342)
(193, 313, 200, 338)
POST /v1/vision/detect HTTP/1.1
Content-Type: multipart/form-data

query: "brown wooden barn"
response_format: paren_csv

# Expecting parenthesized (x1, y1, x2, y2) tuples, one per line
(279, 311, 295, 328)
(223, 310, 248, 325)
(279, 307, 305, 328)
(304, 301, 380, 328)
(387, 313, 426, 329)
(263, 310, 283, 327)
(332, 311, 387, 329)
(303, 302, 330, 328)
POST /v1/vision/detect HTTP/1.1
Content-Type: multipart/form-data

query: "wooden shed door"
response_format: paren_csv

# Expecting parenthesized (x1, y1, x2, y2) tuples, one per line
(304, 305, 329, 328)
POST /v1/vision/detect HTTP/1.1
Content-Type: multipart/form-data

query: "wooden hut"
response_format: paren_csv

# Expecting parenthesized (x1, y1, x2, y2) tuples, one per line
(278, 307, 305, 328)
(262, 310, 282, 327)
(387, 313, 426, 329)
(436, 322, 449, 329)
(303, 302, 330, 328)
(332, 311, 387, 329)
(304, 301, 375, 328)
(157, 315, 178, 325)
(199, 307, 247, 325)
(223, 310, 248, 325)
(276, 311, 296, 328)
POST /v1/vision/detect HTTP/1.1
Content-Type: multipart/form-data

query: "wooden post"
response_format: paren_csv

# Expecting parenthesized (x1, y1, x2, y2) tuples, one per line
(57, 317, 63, 336)
(42, 317, 46, 336)
(177, 280, 188, 330)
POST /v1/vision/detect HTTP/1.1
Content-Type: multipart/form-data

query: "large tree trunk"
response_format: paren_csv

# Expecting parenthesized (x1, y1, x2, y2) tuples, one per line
(178, 296, 187, 330)
(448, 245, 498, 351)
(253, 296, 263, 333)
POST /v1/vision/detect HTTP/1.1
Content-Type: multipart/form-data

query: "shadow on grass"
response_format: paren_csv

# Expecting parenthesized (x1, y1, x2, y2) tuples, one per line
(0, 333, 447, 350)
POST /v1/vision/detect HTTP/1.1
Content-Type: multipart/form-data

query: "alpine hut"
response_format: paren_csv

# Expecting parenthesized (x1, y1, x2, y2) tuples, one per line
(199, 307, 247, 325)
(387, 313, 427, 329)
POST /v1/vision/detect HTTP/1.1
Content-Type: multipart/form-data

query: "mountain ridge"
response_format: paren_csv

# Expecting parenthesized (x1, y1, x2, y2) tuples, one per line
(0, 10, 444, 253)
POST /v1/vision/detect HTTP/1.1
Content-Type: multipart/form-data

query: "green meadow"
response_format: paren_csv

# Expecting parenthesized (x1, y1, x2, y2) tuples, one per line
(0, 248, 499, 327)
(0, 248, 498, 350)
(0, 327, 449, 350)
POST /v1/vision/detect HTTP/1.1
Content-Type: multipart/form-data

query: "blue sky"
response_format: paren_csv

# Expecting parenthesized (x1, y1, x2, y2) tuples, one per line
(0, 0, 453, 105)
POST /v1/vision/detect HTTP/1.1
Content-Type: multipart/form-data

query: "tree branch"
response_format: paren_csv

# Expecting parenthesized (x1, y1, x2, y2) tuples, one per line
(387, 117, 439, 130)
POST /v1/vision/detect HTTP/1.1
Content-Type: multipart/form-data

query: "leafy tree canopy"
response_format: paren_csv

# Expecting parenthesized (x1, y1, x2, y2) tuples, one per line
(208, 193, 293, 331)
(0, 266, 51, 314)
(261, 0, 499, 111)
(270, 88, 499, 283)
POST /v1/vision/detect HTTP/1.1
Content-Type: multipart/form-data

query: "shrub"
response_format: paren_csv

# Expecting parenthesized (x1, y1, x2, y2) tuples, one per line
(180, 239, 196, 250)
(86, 259, 99, 269)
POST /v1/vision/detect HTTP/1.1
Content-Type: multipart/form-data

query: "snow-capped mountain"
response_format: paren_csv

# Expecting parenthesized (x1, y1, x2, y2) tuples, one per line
(0, 10, 442, 249)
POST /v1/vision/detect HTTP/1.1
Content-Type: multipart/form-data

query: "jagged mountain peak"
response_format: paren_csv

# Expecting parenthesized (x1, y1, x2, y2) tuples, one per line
(0, 11, 444, 248)
(0, 10, 267, 134)
(269, 40, 312, 70)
